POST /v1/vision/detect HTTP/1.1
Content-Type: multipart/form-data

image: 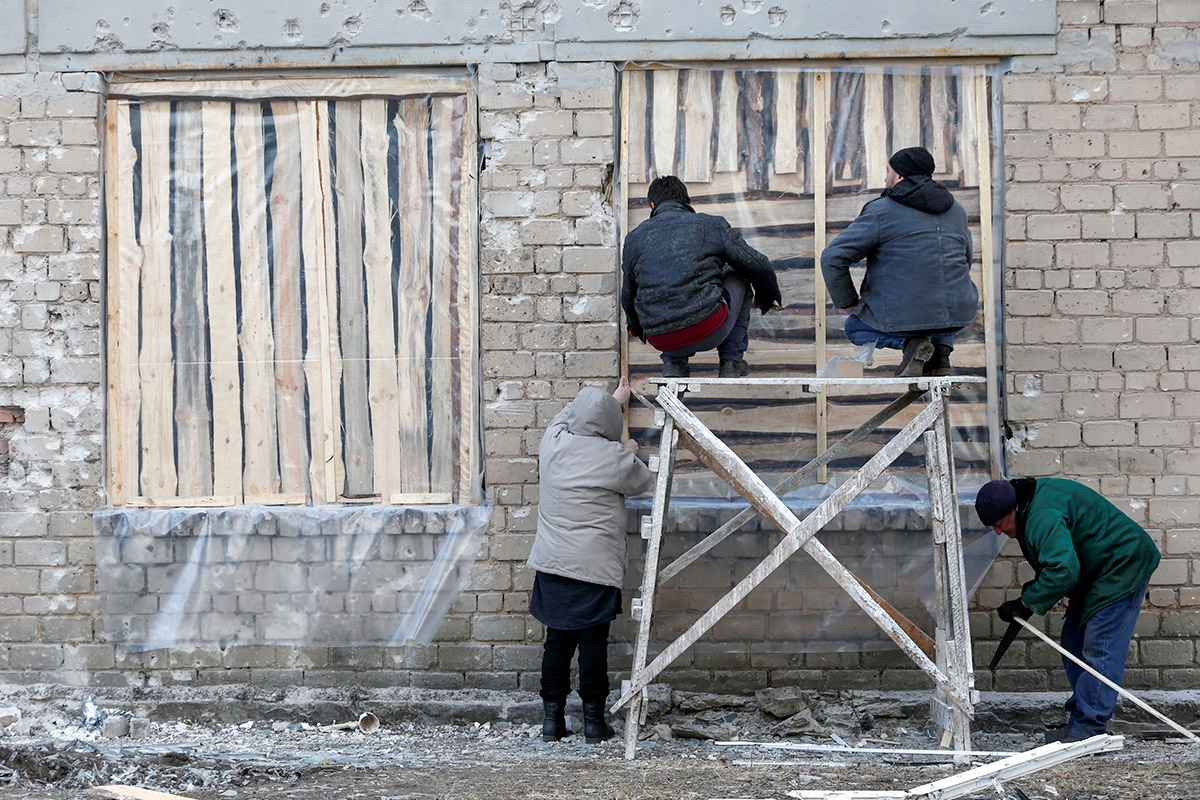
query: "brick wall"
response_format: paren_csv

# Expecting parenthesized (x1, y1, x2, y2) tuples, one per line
(979, 0, 1200, 688)
(0, 1, 1198, 695)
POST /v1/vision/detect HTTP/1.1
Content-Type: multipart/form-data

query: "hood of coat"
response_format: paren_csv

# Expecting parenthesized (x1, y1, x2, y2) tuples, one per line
(882, 175, 954, 214)
(563, 387, 623, 442)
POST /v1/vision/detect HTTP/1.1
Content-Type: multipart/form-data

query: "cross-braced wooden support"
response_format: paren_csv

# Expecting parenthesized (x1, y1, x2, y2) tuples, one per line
(615, 376, 985, 760)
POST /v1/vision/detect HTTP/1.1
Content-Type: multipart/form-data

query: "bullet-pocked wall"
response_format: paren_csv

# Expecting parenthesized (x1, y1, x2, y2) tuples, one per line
(1, 0, 1196, 697)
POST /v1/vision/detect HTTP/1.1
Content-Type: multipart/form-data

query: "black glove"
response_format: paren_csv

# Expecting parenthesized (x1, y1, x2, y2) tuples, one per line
(997, 598, 1033, 624)
(755, 286, 782, 315)
(627, 323, 646, 344)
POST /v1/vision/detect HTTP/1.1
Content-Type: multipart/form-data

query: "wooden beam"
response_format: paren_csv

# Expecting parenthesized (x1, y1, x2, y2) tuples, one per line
(110, 77, 474, 100)
(651, 69, 679, 176)
(973, 68, 1001, 478)
(681, 70, 713, 183)
(456, 93, 480, 502)
(812, 71, 830, 483)
(201, 101, 244, 503)
(429, 95, 460, 495)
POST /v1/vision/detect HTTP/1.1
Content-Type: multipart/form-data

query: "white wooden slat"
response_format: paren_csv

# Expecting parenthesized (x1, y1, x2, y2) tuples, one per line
(714, 70, 740, 173)
(773, 71, 798, 175)
(201, 101, 244, 501)
(651, 69, 679, 176)
(233, 101, 280, 497)
(681, 70, 713, 182)
(360, 98, 404, 500)
(136, 101, 178, 498)
(428, 95, 459, 494)
(456, 93, 480, 502)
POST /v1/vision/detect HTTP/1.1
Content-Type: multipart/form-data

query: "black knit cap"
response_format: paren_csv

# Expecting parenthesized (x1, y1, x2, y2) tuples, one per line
(975, 480, 1017, 526)
(888, 146, 936, 177)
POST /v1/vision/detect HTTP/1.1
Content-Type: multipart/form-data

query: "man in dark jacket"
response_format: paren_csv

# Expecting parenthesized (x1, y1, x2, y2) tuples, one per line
(820, 147, 979, 377)
(621, 176, 782, 378)
(975, 478, 1161, 743)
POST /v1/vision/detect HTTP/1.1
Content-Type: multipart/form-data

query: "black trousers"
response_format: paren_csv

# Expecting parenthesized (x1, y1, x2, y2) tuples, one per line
(540, 621, 611, 705)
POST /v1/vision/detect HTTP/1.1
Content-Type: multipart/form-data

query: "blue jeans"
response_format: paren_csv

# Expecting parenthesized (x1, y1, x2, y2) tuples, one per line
(843, 315, 958, 351)
(661, 269, 752, 368)
(1060, 582, 1149, 738)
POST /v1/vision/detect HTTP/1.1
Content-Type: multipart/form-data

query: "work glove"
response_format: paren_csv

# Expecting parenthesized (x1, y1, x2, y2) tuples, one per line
(997, 598, 1033, 624)
(626, 323, 646, 344)
(754, 285, 783, 315)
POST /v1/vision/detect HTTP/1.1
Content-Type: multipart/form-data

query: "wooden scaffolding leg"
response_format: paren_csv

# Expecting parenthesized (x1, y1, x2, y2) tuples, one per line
(624, 398, 680, 759)
(926, 386, 975, 751)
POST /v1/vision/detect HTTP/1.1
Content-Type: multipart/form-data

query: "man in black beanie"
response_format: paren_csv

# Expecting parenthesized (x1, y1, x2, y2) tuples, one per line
(975, 478, 1160, 743)
(820, 146, 979, 376)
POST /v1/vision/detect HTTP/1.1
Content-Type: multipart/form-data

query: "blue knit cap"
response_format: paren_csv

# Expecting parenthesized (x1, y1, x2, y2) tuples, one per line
(975, 480, 1017, 526)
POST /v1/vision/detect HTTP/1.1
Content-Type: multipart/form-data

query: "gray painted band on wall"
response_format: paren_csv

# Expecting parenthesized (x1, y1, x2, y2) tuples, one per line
(33, 0, 1058, 68)
(0, 0, 26, 56)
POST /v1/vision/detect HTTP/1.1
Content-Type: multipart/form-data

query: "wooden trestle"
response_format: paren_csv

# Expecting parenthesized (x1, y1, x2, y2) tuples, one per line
(614, 375, 987, 759)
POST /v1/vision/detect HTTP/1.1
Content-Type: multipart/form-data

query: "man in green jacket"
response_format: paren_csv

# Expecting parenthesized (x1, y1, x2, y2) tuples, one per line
(975, 477, 1160, 743)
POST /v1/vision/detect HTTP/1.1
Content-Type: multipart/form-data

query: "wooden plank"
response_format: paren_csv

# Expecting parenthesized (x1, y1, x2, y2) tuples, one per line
(298, 101, 338, 503)
(680, 70, 713, 183)
(863, 71, 888, 189)
(428, 96, 459, 494)
(651, 69, 679, 176)
(613, 389, 969, 715)
(389, 492, 454, 505)
(456, 93, 479, 502)
(333, 100, 373, 496)
(906, 735, 1125, 799)
(395, 97, 433, 494)
(890, 71, 922, 152)
(268, 100, 310, 496)
(360, 98, 404, 500)
(929, 70, 955, 180)
(625, 69, 650, 183)
(107, 100, 141, 506)
(813, 72, 830, 482)
(201, 101, 244, 502)
(233, 101, 280, 497)
(714, 70, 741, 173)
(624, 410, 679, 760)
(974, 69, 1000, 477)
(126, 495, 237, 508)
(243, 492, 308, 506)
(739, 71, 769, 191)
(169, 101, 212, 498)
(773, 71, 799, 175)
(111, 77, 474, 101)
(136, 101, 178, 498)
(959, 66, 981, 187)
(87, 784, 200, 800)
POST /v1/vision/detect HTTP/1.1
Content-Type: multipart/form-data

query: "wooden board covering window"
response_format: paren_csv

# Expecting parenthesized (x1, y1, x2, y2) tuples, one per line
(106, 82, 478, 508)
(620, 65, 995, 488)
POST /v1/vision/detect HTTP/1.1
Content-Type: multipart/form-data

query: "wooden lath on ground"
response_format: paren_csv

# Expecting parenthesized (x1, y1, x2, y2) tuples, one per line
(105, 78, 479, 508)
(614, 376, 986, 759)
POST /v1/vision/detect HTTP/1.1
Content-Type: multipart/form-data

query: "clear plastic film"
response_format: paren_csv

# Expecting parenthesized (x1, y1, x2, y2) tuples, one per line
(94, 502, 491, 650)
(618, 62, 1004, 653)
(104, 83, 478, 509)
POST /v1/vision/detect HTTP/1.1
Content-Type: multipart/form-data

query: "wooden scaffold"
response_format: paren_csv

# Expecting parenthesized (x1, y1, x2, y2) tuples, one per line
(614, 375, 987, 760)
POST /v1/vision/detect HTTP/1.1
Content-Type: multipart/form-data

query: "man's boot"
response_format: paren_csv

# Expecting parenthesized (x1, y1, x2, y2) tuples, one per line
(662, 358, 690, 378)
(542, 699, 571, 742)
(581, 701, 614, 744)
(718, 359, 749, 378)
(923, 344, 953, 376)
(896, 337, 934, 377)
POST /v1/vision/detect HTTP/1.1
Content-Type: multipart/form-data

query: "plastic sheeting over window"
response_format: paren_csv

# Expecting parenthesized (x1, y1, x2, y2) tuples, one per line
(617, 63, 1004, 654)
(104, 78, 479, 508)
(95, 503, 491, 650)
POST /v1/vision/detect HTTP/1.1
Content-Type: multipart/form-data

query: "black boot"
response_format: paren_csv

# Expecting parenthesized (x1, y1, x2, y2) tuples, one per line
(542, 700, 571, 742)
(896, 337, 934, 377)
(582, 702, 614, 744)
(923, 344, 953, 376)
(718, 359, 749, 378)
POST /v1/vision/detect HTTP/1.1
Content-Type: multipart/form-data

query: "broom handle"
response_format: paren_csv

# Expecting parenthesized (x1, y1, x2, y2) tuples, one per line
(1016, 616, 1200, 743)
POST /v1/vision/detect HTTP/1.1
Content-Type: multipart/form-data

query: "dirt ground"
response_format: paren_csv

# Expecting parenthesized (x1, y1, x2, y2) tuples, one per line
(2, 690, 1199, 800)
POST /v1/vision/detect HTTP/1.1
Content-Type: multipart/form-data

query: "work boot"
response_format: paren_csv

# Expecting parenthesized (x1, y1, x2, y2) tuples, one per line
(661, 359, 690, 378)
(718, 359, 749, 378)
(1044, 725, 1095, 744)
(582, 702, 614, 744)
(896, 337, 934, 377)
(922, 344, 953, 377)
(541, 700, 571, 742)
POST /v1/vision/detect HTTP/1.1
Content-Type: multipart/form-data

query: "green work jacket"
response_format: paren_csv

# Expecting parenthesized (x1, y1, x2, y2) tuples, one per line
(1018, 478, 1160, 623)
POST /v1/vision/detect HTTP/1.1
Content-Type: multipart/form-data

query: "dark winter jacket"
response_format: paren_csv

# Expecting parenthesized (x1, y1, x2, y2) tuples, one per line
(820, 176, 978, 334)
(1015, 478, 1161, 623)
(528, 388, 654, 589)
(621, 200, 781, 338)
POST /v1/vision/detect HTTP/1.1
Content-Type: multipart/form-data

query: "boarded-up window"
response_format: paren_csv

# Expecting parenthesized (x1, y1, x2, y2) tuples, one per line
(620, 65, 998, 490)
(105, 79, 479, 507)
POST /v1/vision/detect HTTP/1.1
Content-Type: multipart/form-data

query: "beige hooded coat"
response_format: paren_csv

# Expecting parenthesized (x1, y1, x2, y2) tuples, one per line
(527, 387, 654, 589)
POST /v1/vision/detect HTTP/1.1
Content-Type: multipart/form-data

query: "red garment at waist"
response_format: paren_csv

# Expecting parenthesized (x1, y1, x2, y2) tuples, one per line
(646, 303, 728, 352)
